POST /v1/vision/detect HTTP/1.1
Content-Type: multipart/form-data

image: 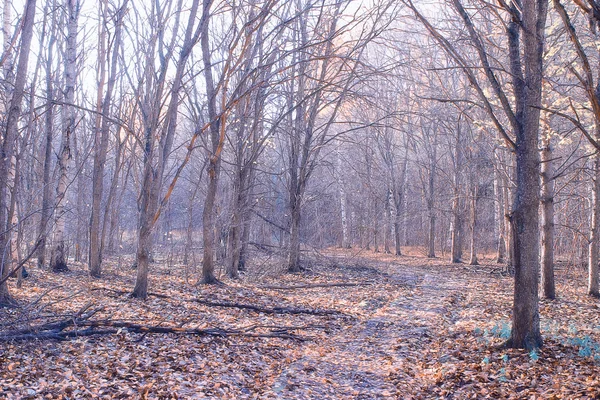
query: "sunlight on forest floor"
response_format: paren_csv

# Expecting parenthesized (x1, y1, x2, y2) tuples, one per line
(1, 249, 600, 399)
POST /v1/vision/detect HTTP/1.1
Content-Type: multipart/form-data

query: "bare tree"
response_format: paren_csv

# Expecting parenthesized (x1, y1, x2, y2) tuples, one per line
(0, 0, 37, 305)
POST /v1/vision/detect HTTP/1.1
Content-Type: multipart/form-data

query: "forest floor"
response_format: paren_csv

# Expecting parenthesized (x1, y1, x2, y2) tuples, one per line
(1, 248, 600, 399)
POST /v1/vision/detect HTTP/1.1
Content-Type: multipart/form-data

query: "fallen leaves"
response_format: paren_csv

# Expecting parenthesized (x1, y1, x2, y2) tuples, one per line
(1, 250, 600, 398)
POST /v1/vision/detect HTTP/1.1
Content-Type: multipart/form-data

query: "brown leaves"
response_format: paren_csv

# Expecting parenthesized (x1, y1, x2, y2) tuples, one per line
(1, 252, 600, 398)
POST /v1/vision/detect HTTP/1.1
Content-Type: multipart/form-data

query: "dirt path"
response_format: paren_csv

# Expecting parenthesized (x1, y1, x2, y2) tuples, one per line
(271, 258, 471, 398)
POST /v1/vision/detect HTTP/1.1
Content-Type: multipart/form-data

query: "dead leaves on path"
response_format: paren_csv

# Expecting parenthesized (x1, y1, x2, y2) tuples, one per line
(1, 250, 600, 398)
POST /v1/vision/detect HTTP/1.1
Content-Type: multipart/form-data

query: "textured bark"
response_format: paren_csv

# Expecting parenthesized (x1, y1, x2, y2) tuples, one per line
(540, 138, 556, 299)
(506, 0, 546, 350)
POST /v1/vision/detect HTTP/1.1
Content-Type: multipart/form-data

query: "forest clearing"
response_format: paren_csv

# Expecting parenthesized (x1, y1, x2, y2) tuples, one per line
(1, 249, 599, 399)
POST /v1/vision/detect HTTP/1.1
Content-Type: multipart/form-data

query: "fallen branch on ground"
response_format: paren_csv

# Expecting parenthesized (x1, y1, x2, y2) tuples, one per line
(260, 282, 367, 290)
(195, 299, 342, 316)
(0, 306, 319, 342)
(90, 287, 171, 299)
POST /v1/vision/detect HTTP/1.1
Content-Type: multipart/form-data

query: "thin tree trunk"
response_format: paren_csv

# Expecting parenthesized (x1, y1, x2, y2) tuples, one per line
(427, 156, 436, 258)
(494, 166, 506, 263)
(384, 189, 391, 254)
(468, 185, 478, 265)
(451, 129, 463, 263)
(200, 0, 225, 283)
(540, 138, 555, 299)
(36, 5, 56, 268)
(89, 0, 126, 277)
(588, 155, 600, 296)
(288, 200, 301, 272)
(394, 156, 407, 256)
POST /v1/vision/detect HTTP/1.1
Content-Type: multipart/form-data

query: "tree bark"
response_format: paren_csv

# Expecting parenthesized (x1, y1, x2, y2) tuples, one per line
(540, 138, 555, 299)
(89, 0, 126, 277)
(468, 185, 478, 266)
(50, 0, 79, 273)
(0, 0, 36, 305)
(507, 0, 546, 350)
(36, 4, 56, 268)
(589, 155, 600, 297)
(494, 164, 506, 263)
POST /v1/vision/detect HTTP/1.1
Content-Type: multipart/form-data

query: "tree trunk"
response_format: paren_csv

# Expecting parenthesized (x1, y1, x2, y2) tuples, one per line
(507, 0, 546, 350)
(89, 0, 125, 277)
(588, 155, 600, 297)
(36, 19, 56, 268)
(0, 0, 36, 305)
(426, 161, 436, 258)
(469, 185, 478, 265)
(540, 138, 555, 299)
(394, 156, 407, 256)
(494, 166, 506, 263)
(384, 189, 391, 254)
(226, 173, 243, 279)
(50, 0, 79, 273)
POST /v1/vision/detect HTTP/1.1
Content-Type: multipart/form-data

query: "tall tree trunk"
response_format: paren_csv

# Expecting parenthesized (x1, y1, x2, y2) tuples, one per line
(507, 0, 546, 350)
(426, 154, 436, 258)
(50, 0, 79, 273)
(337, 151, 350, 249)
(100, 133, 124, 257)
(540, 138, 555, 299)
(200, 0, 225, 283)
(0, 0, 36, 306)
(131, 0, 201, 297)
(451, 126, 463, 264)
(89, 0, 126, 277)
(36, 4, 56, 268)
(588, 155, 600, 297)
(394, 156, 407, 256)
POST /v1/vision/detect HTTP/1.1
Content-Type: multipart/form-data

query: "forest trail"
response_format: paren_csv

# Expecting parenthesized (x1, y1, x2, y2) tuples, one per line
(2, 250, 600, 398)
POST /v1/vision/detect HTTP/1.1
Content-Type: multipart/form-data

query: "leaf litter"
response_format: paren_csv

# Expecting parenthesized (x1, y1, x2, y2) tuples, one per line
(1, 249, 600, 399)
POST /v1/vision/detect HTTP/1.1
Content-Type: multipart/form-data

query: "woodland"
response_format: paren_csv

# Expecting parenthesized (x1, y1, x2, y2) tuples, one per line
(2, 0, 600, 398)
